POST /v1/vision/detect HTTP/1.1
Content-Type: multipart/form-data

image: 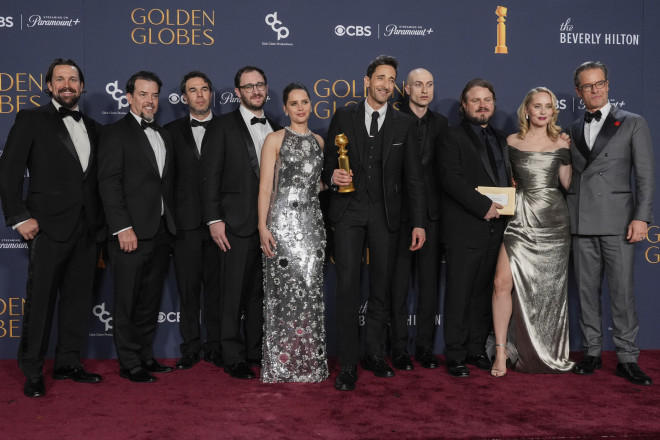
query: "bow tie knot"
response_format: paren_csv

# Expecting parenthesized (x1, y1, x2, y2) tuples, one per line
(141, 119, 159, 130)
(251, 116, 267, 125)
(191, 119, 209, 128)
(584, 110, 602, 123)
(59, 107, 82, 122)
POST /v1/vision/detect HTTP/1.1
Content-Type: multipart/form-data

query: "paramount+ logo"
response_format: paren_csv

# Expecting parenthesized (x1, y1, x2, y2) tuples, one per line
(335, 24, 371, 37)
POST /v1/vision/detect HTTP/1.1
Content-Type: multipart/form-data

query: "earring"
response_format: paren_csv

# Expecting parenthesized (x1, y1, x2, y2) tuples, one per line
(525, 114, 529, 120)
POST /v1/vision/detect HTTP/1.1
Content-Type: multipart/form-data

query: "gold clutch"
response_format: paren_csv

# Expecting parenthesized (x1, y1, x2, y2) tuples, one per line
(476, 186, 516, 216)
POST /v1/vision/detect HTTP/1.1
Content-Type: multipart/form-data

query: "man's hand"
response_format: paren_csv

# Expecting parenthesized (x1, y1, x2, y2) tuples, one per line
(627, 220, 648, 243)
(410, 227, 426, 251)
(484, 202, 503, 220)
(17, 218, 39, 240)
(332, 169, 353, 187)
(210, 221, 231, 251)
(118, 228, 138, 253)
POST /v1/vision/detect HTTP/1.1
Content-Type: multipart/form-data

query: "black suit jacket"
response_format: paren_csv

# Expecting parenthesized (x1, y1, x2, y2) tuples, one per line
(164, 114, 216, 231)
(439, 119, 511, 247)
(321, 101, 426, 231)
(98, 113, 176, 239)
(401, 106, 448, 221)
(200, 108, 280, 237)
(0, 102, 104, 242)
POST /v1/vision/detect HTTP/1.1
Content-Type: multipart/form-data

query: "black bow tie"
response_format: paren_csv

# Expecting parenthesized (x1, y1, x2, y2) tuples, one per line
(584, 110, 602, 123)
(191, 119, 209, 128)
(141, 119, 159, 130)
(251, 116, 267, 125)
(59, 107, 82, 122)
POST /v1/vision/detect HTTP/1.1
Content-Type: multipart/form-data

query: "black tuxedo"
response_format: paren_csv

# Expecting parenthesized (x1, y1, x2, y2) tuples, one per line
(439, 119, 511, 363)
(98, 113, 175, 371)
(389, 107, 448, 355)
(200, 108, 280, 365)
(321, 101, 426, 365)
(0, 101, 103, 378)
(164, 115, 221, 358)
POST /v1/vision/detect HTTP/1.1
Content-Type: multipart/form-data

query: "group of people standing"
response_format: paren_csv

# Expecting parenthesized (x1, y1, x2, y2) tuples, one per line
(0, 55, 653, 398)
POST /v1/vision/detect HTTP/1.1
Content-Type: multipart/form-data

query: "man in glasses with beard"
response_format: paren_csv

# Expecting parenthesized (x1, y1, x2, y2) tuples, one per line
(200, 66, 280, 379)
(438, 79, 511, 378)
(0, 58, 104, 397)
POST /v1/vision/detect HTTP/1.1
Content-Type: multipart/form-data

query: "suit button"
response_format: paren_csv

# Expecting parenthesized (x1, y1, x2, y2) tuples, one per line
(604, 153, 609, 157)
(598, 193, 602, 197)
(599, 172, 603, 176)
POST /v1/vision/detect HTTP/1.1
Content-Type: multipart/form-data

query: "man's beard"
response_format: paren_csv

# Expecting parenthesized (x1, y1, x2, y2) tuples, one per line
(53, 88, 80, 109)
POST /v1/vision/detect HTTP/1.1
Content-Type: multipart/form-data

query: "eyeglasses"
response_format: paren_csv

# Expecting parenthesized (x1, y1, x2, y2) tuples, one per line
(579, 80, 607, 92)
(239, 82, 266, 92)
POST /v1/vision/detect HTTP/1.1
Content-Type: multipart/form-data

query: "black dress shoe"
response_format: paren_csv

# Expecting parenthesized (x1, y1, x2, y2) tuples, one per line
(176, 354, 200, 370)
(53, 365, 102, 383)
(447, 360, 470, 377)
(391, 352, 414, 371)
(466, 354, 492, 370)
(334, 365, 358, 391)
(362, 355, 395, 378)
(204, 350, 223, 368)
(416, 350, 439, 369)
(246, 358, 262, 368)
(142, 359, 174, 373)
(224, 361, 255, 379)
(616, 362, 653, 386)
(24, 376, 45, 398)
(120, 367, 157, 383)
(573, 355, 602, 375)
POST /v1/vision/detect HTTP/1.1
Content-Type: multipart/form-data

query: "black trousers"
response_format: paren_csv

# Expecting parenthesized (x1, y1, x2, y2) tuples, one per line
(443, 220, 504, 363)
(218, 230, 263, 365)
(333, 199, 397, 366)
(109, 220, 172, 370)
(18, 215, 98, 379)
(389, 218, 441, 354)
(173, 226, 221, 357)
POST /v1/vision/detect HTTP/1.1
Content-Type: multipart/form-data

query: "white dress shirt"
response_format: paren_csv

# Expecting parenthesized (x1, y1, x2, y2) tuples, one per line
(584, 102, 611, 150)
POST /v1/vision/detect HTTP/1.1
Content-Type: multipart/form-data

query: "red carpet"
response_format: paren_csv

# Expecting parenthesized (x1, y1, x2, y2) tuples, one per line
(2, 351, 660, 439)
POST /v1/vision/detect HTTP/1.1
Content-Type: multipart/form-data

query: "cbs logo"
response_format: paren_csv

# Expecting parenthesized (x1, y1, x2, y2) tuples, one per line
(335, 25, 371, 37)
(0, 16, 14, 27)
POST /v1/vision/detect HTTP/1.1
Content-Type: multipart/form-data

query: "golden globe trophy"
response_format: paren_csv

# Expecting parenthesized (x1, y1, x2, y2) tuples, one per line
(335, 133, 355, 193)
(495, 6, 508, 54)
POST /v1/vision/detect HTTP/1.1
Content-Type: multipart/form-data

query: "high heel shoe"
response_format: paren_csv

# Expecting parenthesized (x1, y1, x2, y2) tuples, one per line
(491, 344, 507, 377)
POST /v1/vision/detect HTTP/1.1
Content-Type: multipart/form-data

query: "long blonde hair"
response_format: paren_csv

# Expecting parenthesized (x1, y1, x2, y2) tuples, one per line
(516, 87, 561, 140)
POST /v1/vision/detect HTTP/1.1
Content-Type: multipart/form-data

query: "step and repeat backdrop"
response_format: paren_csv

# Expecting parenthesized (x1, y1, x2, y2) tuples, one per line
(1, 0, 659, 359)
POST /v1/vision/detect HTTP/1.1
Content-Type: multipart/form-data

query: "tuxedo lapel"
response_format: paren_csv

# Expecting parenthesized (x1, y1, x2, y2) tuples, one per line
(588, 110, 623, 167)
(461, 120, 497, 184)
(81, 115, 97, 179)
(233, 109, 260, 178)
(381, 105, 395, 165)
(573, 119, 590, 164)
(46, 103, 82, 168)
(351, 101, 367, 167)
(159, 126, 173, 179)
(182, 118, 201, 160)
(125, 114, 160, 177)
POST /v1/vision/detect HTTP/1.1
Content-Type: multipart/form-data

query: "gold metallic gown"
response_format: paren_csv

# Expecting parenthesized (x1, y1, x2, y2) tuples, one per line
(504, 146, 575, 373)
(261, 127, 328, 383)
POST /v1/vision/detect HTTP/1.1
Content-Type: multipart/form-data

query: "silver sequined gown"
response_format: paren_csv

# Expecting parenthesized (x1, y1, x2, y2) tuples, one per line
(261, 127, 328, 383)
(504, 146, 575, 373)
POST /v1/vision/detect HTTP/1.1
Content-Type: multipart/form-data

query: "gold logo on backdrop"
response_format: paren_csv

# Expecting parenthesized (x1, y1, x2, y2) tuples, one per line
(0, 73, 43, 113)
(312, 78, 404, 119)
(0, 297, 24, 338)
(645, 225, 659, 264)
(130, 8, 214, 46)
(495, 6, 508, 54)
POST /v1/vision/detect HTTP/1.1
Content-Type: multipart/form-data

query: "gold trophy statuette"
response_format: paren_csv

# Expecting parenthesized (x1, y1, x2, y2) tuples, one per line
(495, 6, 508, 54)
(335, 133, 355, 193)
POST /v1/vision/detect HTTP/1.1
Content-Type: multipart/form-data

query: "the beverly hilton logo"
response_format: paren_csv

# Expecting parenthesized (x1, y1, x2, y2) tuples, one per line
(559, 18, 640, 45)
(495, 6, 508, 54)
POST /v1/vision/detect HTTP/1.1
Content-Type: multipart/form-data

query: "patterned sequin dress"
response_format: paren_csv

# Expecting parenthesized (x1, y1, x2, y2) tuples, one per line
(261, 127, 328, 383)
(504, 146, 575, 373)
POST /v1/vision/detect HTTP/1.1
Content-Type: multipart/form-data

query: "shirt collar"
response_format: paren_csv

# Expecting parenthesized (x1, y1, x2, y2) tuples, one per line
(365, 100, 387, 121)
